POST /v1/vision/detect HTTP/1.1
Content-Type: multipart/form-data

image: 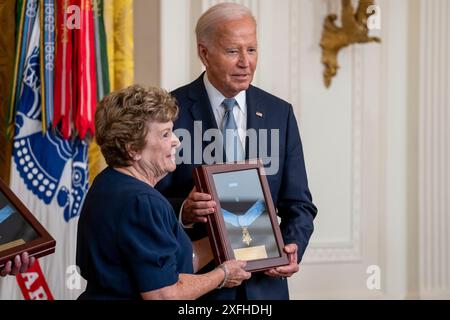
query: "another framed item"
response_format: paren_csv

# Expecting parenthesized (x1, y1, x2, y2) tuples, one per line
(0, 178, 56, 268)
(193, 160, 289, 272)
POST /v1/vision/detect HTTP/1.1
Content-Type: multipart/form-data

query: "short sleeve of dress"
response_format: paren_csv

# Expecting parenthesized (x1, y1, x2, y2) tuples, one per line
(118, 193, 180, 293)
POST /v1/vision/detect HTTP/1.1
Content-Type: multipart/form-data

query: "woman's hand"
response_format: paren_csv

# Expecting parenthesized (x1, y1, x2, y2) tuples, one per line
(0, 252, 35, 277)
(220, 260, 251, 288)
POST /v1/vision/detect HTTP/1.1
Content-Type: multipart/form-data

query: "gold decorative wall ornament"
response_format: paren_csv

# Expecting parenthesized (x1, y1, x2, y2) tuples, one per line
(320, 0, 381, 88)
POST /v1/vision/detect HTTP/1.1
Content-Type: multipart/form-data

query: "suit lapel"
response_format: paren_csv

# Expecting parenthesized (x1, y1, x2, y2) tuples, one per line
(246, 86, 267, 159)
(188, 74, 218, 130)
(187, 74, 219, 163)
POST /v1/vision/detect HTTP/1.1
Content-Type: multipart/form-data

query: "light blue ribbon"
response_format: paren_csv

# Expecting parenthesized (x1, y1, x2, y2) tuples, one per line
(222, 199, 265, 227)
(0, 205, 15, 224)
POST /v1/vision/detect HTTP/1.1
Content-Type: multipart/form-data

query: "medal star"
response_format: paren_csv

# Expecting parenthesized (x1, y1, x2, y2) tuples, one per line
(242, 227, 252, 246)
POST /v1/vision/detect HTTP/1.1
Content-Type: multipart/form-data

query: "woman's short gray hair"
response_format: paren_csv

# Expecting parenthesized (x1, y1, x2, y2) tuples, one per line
(95, 84, 178, 168)
(195, 2, 256, 46)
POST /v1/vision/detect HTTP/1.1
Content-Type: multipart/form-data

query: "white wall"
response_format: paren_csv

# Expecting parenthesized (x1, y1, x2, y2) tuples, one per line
(417, 0, 450, 299)
(138, 0, 450, 299)
(134, 0, 160, 87)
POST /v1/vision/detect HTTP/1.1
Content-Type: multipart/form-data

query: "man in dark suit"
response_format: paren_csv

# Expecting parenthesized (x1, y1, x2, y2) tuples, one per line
(156, 2, 317, 300)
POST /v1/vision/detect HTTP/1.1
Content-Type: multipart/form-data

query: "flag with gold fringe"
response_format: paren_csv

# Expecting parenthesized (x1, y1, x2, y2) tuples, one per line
(0, 0, 109, 300)
(104, 0, 134, 91)
(88, 0, 134, 184)
(92, 0, 109, 100)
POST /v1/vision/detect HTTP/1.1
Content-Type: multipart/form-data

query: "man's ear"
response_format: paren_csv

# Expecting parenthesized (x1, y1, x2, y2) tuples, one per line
(197, 43, 209, 67)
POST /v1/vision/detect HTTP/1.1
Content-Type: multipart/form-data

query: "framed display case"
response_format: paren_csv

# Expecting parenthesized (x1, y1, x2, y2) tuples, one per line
(0, 178, 55, 268)
(193, 160, 288, 272)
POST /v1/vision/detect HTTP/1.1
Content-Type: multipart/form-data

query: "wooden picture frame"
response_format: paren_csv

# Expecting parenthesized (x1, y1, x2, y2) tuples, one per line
(193, 160, 289, 272)
(0, 178, 56, 268)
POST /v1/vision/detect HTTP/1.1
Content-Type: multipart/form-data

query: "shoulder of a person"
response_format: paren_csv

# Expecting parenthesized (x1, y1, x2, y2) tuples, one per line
(170, 75, 207, 107)
(170, 79, 197, 105)
(170, 83, 189, 100)
(135, 189, 174, 214)
(248, 85, 292, 111)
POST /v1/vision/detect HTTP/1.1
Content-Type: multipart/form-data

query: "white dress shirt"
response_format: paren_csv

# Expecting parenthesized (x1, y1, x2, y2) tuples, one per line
(180, 74, 249, 228)
(203, 73, 247, 149)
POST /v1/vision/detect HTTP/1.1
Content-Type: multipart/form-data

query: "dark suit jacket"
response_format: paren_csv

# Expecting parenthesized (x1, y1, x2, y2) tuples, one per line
(156, 73, 317, 300)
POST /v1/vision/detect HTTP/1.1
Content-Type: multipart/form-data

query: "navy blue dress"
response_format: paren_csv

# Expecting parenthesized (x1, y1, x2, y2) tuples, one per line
(76, 167, 193, 300)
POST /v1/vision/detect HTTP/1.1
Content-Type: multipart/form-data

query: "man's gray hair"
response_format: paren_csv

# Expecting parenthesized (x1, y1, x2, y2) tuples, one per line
(195, 2, 256, 46)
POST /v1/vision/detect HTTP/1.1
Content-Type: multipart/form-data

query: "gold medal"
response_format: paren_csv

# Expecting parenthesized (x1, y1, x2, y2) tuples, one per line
(242, 226, 252, 246)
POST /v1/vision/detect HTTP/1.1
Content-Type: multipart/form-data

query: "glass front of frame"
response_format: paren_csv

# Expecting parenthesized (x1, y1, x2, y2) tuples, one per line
(0, 191, 39, 253)
(213, 169, 280, 261)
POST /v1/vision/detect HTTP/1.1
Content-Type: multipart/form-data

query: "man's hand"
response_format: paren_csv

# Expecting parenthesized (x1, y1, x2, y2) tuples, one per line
(264, 243, 299, 278)
(182, 187, 216, 225)
(0, 252, 36, 277)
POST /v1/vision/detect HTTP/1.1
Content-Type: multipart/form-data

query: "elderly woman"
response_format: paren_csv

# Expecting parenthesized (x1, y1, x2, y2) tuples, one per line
(76, 85, 250, 300)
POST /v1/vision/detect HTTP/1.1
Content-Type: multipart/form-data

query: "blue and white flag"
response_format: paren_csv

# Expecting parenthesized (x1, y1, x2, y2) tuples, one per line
(0, 1, 88, 300)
